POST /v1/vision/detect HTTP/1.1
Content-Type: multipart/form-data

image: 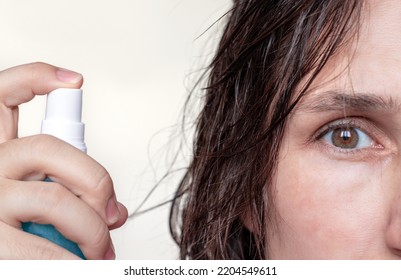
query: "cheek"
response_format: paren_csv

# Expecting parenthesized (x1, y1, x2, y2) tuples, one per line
(268, 151, 388, 259)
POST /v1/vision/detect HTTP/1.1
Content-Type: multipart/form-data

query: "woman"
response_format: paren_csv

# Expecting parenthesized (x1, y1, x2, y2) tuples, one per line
(172, 0, 401, 259)
(1, 0, 401, 259)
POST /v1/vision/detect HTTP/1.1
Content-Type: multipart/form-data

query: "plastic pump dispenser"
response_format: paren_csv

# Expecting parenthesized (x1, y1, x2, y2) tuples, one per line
(41, 88, 87, 153)
(22, 88, 87, 259)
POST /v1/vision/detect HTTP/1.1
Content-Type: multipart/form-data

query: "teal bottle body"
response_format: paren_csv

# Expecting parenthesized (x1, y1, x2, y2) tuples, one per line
(21, 223, 85, 259)
(21, 88, 87, 259)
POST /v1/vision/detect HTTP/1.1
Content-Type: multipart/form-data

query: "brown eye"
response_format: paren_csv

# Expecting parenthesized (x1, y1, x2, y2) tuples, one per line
(321, 125, 374, 150)
(332, 127, 359, 149)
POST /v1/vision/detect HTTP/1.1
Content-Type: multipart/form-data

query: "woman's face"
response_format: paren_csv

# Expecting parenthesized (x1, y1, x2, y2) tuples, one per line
(269, 0, 401, 259)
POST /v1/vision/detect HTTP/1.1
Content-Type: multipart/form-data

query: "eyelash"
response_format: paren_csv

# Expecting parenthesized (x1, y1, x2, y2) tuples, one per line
(313, 118, 384, 157)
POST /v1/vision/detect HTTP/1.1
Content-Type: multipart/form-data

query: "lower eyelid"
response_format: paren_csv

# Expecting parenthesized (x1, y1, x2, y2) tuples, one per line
(317, 142, 385, 160)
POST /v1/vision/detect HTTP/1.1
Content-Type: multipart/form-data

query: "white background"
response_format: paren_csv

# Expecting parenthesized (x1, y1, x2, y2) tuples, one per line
(2, 260, 397, 280)
(0, 0, 231, 259)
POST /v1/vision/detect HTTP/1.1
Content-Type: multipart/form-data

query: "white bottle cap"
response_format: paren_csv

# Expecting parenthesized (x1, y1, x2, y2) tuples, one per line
(41, 88, 87, 153)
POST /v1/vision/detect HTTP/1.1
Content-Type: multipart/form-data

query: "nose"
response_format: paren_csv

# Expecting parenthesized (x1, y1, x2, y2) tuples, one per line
(385, 211, 401, 256)
(385, 186, 401, 257)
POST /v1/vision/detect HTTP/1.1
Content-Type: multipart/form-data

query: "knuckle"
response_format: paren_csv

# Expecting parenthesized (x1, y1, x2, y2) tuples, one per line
(26, 62, 49, 82)
(26, 61, 49, 72)
(34, 182, 66, 212)
(27, 61, 48, 68)
(89, 221, 110, 250)
(27, 133, 59, 145)
(31, 242, 61, 260)
(24, 134, 61, 156)
(92, 166, 113, 192)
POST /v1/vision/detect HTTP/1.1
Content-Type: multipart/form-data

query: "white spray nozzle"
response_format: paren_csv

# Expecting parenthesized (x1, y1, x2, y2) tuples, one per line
(41, 88, 87, 153)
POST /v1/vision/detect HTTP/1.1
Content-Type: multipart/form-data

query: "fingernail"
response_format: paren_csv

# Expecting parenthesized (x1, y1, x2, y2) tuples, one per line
(104, 243, 115, 260)
(56, 68, 83, 83)
(106, 197, 121, 225)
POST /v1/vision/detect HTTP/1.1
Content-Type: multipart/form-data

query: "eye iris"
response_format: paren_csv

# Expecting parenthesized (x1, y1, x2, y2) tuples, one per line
(331, 127, 359, 149)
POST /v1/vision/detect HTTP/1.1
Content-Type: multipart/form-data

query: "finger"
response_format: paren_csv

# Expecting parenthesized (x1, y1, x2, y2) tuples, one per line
(0, 62, 83, 107)
(0, 62, 83, 143)
(0, 220, 81, 260)
(0, 178, 114, 260)
(0, 135, 126, 228)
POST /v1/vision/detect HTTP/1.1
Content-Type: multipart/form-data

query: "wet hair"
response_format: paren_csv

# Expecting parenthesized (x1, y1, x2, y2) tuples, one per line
(170, 0, 363, 259)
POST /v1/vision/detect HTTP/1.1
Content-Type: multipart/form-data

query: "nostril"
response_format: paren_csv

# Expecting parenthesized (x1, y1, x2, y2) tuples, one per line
(384, 214, 401, 257)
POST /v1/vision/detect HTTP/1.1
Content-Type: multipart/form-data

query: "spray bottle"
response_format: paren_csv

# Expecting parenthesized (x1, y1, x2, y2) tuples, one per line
(22, 88, 87, 259)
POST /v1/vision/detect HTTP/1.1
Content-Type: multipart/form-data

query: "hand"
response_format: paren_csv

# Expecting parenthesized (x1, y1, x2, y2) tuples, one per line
(0, 62, 128, 259)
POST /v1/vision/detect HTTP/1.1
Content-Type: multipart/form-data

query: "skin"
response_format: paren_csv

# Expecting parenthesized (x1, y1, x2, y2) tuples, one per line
(268, 0, 401, 259)
(0, 62, 128, 259)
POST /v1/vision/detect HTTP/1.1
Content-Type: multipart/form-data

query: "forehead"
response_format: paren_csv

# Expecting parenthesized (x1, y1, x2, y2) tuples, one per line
(303, 0, 401, 100)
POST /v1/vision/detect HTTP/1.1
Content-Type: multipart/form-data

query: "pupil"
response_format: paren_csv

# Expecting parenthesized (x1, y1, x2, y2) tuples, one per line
(332, 127, 358, 149)
(340, 130, 351, 140)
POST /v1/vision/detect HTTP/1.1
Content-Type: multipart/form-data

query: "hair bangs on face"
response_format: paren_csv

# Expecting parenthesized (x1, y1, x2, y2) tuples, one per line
(170, 0, 364, 259)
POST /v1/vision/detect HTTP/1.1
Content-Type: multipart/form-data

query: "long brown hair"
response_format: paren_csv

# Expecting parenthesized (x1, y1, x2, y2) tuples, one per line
(170, 0, 363, 259)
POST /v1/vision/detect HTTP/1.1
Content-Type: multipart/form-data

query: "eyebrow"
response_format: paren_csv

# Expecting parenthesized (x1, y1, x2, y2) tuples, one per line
(298, 91, 401, 113)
